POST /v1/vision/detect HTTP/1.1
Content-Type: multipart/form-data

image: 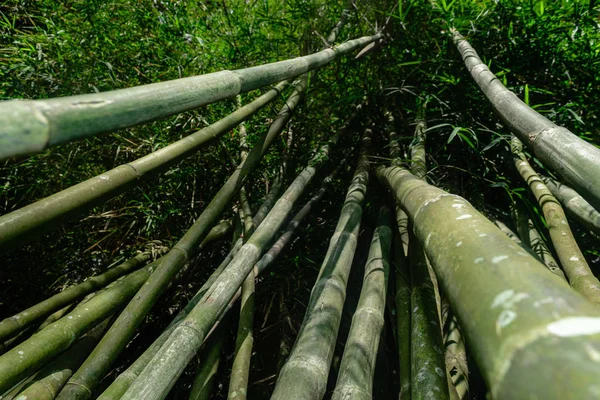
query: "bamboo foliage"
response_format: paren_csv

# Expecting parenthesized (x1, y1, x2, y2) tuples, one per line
(542, 175, 600, 236)
(0, 81, 287, 252)
(0, 33, 381, 160)
(331, 206, 392, 400)
(119, 125, 337, 400)
(511, 136, 600, 304)
(452, 28, 600, 210)
(377, 165, 600, 400)
(56, 77, 309, 400)
(271, 130, 371, 400)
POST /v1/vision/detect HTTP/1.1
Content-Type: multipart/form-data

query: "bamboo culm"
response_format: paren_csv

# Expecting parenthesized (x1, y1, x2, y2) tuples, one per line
(120, 120, 334, 400)
(452, 28, 600, 210)
(331, 206, 392, 400)
(57, 78, 309, 400)
(0, 33, 381, 160)
(97, 180, 284, 400)
(0, 251, 159, 343)
(0, 262, 155, 392)
(0, 82, 287, 253)
(271, 131, 372, 400)
(377, 165, 600, 400)
(542, 175, 600, 236)
(511, 135, 600, 304)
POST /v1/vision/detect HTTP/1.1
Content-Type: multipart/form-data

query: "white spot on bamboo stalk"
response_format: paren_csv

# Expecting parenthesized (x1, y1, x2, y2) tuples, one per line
(67, 316, 73, 319)
(452, 203, 465, 209)
(585, 343, 600, 361)
(561, 220, 567, 225)
(547, 317, 600, 337)
(479, 233, 487, 237)
(535, 184, 545, 190)
(570, 256, 580, 261)
(456, 214, 472, 220)
(492, 290, 515, 308)
(18, 350, 23, 355)
(426, 233, 432, 247)
(492, 255, 509, 263)
(474, 257, 484, 264)
(496, 310, 517, 334)
(533, 297, 554, 308)
(435, 367, 444, 377)
(456, 241, 462, 247)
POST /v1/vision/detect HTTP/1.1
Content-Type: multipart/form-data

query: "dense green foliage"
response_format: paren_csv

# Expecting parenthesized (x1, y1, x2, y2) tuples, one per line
(1, 0, 600, 398)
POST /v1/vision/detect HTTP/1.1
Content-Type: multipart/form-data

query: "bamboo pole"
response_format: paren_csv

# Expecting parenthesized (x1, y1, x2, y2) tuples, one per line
(97, 179, 284, 400)
(271, 130, 371, 400)
(377, 164, 600, 400)
(57, 78, 309, 400)
(511, 136, 600, 304)
(0, 263, 154, 392)
(542, 175, 600, 236)
(451, 28, 600, 210)
(119, 123, 335, 400)
(442, 304, 468, 400)
(0, 81, 287, 252)
(0, 251, 160, 343)
(188, 320, 228, 400)
(331, 206, 392, 400)
(0, 33, 381, 160)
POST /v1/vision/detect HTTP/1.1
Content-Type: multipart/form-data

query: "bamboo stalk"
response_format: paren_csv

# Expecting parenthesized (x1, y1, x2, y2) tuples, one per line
(10, 317, 113, 400)
(542, 175, 600, 236)
(0, 251, 159, 343)
(0, 33, 381, 160)
(451, 28, 600, 210)
(511, 136, 600, 303)
(0, 263, 154, 392)
(57, 78, 309, 400)
(97, 179, 284, 400)
(188, 320, 228, 400)
(0, 81, 287, 253)
(442, 304, 468, 400)
(377, 164, 600, 400)
(118, 119, 334, 400)
(331, 205, 392, 400)
(271, 130, 371, 400)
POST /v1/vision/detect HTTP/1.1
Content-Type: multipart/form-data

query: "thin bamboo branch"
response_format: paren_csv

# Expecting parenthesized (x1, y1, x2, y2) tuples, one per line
(331, 205, 392, 400)
(511, 135, 599, 303)
(451, 28, 600, 210)
(271, 129, 372, 400)
(0, 33, 381, 160)
(377, 165, 600, 400)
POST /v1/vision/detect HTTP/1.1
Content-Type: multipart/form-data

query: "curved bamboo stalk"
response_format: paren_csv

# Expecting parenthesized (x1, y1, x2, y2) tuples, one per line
(0, 262, 154, 392)
(331, 206, 392, 400)
(9, 317, 113, 400)
(377, 164, 600, 400)
(451, 28, 600, 210)
(542, 175, 600, 236)
(119, 124, 335, 400)
(0, 33, 381, 160)
(0, 82, 287, 253)
(511, 136, 600, 304)
(271, 130, 371, 400)
(494, 219, 546, 264)
(57, 78, 309, 400)
(0, 251, 160, 343)
(97, 179, 284, 400)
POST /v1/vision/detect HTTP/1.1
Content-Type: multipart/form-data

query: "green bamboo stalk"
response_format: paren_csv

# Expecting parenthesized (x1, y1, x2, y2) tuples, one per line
(409, 109, 427, 180)
(188, 320, 228, 400)
(542, 175, 600, 236)
(57, 78, 309, 400)
(11, 317, 113, 400)
(451, 28, 600, 210)
(511, 136, 600, 304)
(0, 251, 158, 343)
(97, 179, 284, 400)
(494, 219, 544, 263)
(331, 206, 392, 400)
(0, 82, 288, 253)
(271, 131, 371, 400)
(377, 164, 600, 400)
(0, 262, 154, 393)
(0, 33, 381, 161)
(120, 129, 340, 400)
(442, 305, 468, 400)
(388, 114, 411, 400)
